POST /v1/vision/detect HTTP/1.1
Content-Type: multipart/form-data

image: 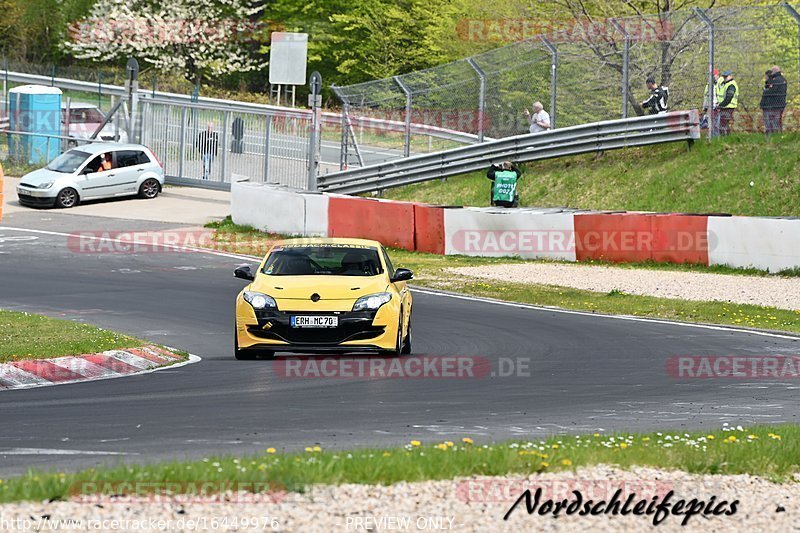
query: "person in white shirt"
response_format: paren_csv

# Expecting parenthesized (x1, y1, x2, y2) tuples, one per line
(524, 101, 551, 133)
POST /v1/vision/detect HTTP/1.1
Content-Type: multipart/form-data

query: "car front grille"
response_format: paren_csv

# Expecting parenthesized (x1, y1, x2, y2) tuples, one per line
(249, 309, 384, 345)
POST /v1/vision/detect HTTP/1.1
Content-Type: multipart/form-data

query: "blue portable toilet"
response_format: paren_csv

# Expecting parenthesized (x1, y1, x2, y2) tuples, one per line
(8, 85, 62, 165)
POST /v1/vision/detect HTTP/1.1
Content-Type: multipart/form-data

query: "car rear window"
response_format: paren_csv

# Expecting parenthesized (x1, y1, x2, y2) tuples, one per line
(116, 150, 150, 167)
(262, 245, 384, 276)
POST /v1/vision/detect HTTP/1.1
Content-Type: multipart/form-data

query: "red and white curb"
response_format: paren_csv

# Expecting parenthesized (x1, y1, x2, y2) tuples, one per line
(0, 345, 200, 391)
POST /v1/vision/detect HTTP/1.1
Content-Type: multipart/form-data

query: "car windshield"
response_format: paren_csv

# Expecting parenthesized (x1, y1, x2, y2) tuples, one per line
(46, 150, 91, 173)
(262, 245, 384, 276)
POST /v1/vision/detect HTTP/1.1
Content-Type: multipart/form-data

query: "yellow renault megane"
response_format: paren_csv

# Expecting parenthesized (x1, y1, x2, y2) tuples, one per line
(234, 238, 413, 359)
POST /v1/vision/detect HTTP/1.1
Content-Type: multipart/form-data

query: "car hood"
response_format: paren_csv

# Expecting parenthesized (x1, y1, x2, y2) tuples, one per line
(19, 168, 68, 186)
(250, 275, 388, 302)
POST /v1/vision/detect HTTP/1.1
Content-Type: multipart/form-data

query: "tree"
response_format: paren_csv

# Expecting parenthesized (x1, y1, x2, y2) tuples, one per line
(62, 0, 266, 86)
(0, 0, 23, 58)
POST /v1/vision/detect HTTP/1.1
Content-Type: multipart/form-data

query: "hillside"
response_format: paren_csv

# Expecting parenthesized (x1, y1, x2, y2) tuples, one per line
(383, 134, 800, 217)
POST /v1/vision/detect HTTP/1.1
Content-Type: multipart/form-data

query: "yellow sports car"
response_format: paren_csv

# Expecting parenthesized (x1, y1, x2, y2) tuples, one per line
(233, 238, 413, 359)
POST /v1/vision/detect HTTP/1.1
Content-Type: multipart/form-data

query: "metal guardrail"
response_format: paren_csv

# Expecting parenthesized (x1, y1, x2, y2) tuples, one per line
(317, 110, 700, 194)
(3, 70, 483, 147)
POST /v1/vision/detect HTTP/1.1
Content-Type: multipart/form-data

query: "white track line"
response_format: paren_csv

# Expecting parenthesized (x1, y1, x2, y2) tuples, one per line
(4, 226, 798, 342)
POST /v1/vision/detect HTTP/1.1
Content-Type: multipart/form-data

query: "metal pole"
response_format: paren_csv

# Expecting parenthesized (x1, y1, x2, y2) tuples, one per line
(263, 115, 272, 182)
(63, 96, 71, 152)
(611, 19, 631, 118)
(783, 3, 800, 86)
(220, 111, 229, 182)
(393, 76, 413, 157)
(332, 85, 349, 170)
(541, 37, 558, 129)
(179, 106, 187, 179)
(307, 71, 322, 191)
(97, 71, 102, 111)
(694, 8, 715, 141)
(467, 58, 487, 142)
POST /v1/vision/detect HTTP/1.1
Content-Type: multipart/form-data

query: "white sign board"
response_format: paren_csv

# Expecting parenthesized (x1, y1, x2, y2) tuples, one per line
(269, 33, 308, 85)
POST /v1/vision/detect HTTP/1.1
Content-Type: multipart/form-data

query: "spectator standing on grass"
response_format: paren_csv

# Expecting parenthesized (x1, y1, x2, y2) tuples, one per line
(760, 66, 787, 134)
(524, 102, 551, 133)
(718, 70, 739, 136)
(196, 123, 219, 180)
(641, 77, 669, 115)
(487, 160, 522, 208)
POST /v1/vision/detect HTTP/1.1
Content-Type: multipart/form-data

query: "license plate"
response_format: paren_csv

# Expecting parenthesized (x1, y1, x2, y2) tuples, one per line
(291, 315, 338, 328)
(17, 189, 32, 196)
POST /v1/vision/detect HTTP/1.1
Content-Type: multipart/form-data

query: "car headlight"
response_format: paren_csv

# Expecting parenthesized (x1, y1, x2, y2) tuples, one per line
(243, 291, 277, 310)
(37, 181, 55, 189)
(352, 292, 392, 312)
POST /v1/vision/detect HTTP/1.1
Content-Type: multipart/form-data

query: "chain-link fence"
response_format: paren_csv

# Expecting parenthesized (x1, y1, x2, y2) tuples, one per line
(335, 4, 800, 158)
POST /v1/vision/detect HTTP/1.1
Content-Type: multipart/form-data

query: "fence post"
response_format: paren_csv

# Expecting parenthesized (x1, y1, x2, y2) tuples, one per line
(783, 3, 800, 86)
(540, 37, 558, 129)
(393, 75, 413, 157)
(3, 57, 8, 121)
(97, 71, 102, 111)
(466, 58, 487, 142)
(220, 111, 229, 182)
(332, 85, 349, 170)
(263, 115, 272, 182)
(179, 106, 187, 180)
(611, 19, 631, 119)
(694, 8, 715, 141)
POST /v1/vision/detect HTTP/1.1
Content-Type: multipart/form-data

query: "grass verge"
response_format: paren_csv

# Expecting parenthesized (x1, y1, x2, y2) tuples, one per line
(204, 218, 800, 334)
(0, 424, 796, 503)
(0, 309, 148, 363)
(382, 133, 800, 217)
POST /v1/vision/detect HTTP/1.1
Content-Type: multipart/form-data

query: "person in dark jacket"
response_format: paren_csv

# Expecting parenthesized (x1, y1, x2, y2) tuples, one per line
(196, 123, 220, 180)
(760, 66, 787, 134)
(641, 77, 669, 114)
(487, 161, 522, 208)
(231, 117, 245, 153)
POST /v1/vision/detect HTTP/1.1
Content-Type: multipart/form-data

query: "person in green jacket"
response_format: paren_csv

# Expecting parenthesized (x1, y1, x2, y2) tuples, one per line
(487, 161, 521, 208)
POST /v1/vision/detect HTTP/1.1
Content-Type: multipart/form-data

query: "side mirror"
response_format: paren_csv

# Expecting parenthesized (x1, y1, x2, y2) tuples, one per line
(390, 268, 413, 283)
(234, 265, 255, 281)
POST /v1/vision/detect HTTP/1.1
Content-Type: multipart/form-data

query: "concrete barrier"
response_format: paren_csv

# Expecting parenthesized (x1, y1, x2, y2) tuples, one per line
(231, 181, 329, 237)
(230, 181, 800, 272)
(573, 213, 708, 264)
(708, 216, 800, 273)
(444, 208, 576, 261)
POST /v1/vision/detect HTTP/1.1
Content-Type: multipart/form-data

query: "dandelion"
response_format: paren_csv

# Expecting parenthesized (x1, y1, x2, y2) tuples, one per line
(707, 435, 715, 440)
(313, 446, 322, 452)
(304, 447, 313, 453)
(410, 440, 421, 447)
(620, 443, 628, 449)
(540, 462, 549, 468)
(551, 444, 559, 449)
(383, 452, 391, 457)
(747, 435, 758, 440)
(445, 441, 454, 447)
(768, 433, 782, 440)
(462, 438, 474, 445)
(436, 443, 448, 451)
(266, 448, 276, 454)
(561, 459, 572, 466)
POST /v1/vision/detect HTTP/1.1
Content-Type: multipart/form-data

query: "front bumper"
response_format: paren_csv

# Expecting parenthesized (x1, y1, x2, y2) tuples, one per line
(237, 308, 395, 353)
(17, 187, 57, 207)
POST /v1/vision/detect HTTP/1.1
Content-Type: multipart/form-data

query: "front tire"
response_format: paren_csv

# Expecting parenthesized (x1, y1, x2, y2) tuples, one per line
(138, 178, 160, 199)
(54, 187, 79, 208)
(401, 316, 412, 355)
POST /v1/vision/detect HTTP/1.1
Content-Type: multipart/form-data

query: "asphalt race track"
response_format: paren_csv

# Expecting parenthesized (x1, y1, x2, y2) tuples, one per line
(1, 210, 798, 477)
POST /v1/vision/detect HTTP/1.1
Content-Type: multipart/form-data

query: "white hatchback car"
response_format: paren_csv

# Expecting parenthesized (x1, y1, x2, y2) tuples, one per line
(17, 143, 164, 208)
(62, 102, 128, 145)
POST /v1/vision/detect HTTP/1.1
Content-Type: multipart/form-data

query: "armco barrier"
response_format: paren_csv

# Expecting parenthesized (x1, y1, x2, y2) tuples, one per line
(444, 208, 577, 261)
(708, 216, 800, 273)
(328, 196, 416, 250)
(573, 213, 708, 264)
